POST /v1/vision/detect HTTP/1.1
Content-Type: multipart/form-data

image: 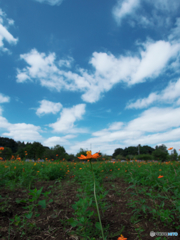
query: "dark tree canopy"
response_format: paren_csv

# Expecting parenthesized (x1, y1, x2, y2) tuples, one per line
(112, 145, 156, 158)
(0, 137, 178, 162)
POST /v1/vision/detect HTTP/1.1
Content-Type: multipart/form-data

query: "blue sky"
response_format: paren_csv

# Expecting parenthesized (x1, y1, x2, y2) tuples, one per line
(0, 0, 180, 157)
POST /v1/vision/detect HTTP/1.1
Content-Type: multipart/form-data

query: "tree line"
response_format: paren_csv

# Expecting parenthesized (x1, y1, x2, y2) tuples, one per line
(0, 137, 179, 162)
(112, 144, 179, 162)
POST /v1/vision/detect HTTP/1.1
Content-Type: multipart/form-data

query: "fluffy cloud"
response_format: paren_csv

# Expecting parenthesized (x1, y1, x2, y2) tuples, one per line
(0, 9, 18, 53)
(48, 104, 88, 134)
(112, 0, 180, 28)
(130, 40, 180, 84)
(67, 106, 180, 155)
(126, 78, 180, 109)
(126, 107, 180, 132)
(1, 91, 179, 155)
(16, 38, 180, 104)
(0, 93, 10, 104)
(112, 0, 140, 26)
(31, 100, 63, 117)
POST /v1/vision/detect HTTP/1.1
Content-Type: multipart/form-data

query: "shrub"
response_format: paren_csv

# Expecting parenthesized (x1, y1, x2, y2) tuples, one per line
(125, 154, 135, 160)
(47, 167, 66, 180)
(133, 154, 153, 161)
(114, 154, 126, 160)
(152, 149, 169, 162)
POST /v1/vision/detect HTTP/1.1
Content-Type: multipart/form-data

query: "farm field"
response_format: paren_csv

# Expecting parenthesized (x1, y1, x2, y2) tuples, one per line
(0, 159, 179, 240)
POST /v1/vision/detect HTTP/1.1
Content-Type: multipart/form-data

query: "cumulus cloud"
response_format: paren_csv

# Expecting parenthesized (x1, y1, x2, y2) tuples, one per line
(1, 97, 179, 155)
(48, 104, 88, 134)
(0, 9, 18, 53)
(30, 99, 63, 117)
(112, 0, 180, 28)
(89, 40, 180, 87)
(112, 0, 140, 26)
(126, 78, 180, 109)
(67, 106, 180, 155)
(130, 40, 180, 84)
(17, 49, 58, 79)
(0, 120, 45, 143)
(16, 69, 32, 83)
(126, 107, 180, 133)
(42, 136, 73, 147)
(16, 38, 180, 104)
(0, 93, 10, 104)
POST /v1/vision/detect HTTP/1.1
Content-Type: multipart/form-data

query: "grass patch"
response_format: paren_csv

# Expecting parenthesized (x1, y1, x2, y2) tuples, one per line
(0, 159, 179, 239)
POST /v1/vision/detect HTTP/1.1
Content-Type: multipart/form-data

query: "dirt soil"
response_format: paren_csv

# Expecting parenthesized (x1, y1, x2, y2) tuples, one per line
(0, 176, 179, 240)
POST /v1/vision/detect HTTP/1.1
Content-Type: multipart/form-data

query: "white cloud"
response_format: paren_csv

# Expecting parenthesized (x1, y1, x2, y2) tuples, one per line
(168, 18, 180, 42)
(1, 98, 179, 155)
(16, 39, 180, 104)
(130, 40, 180, 84)
(112, 0, 140, 26)
(17, 49, 58, 79)
(48, 104, 88, 134)
(112, 0, 180, 28)
(67, 106, 180, 155)
(0, 116, 11, 128)
(0, 97, 87, 149)
(161, 78, 180, 103)
(0, 9, 18, 53)
(0, 93, 10, 103)
(0, 119, 46, 143)
(89, 40, 180, 87)
(30, 99, 63, 117)
(0, 107, 3, 116)
(0, 110, 79, 147)
(58, 56, 74, 68)
(16, 69, 32, 83)
(126, 92, 159, 109)
(147, 0, 180, 13)
(126, 107, 180, 132)
(0, 93, 10, 116)
(126, 128, 180, 146)
(33, 0, 64, 6)
(42, 136, 72, 147)
(126, 78, 180, 109)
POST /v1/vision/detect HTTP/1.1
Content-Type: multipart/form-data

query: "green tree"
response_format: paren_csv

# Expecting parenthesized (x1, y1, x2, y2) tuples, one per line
(52, 144, 67, 161)
(0, 137, 18, 155)
(152, 148, 169, 162)
(31, 142, 45, 159)
(155, 144, 168, 153)
(14, 142, 47, 160)
(67, 153, 76, 162)
(112, 148, 124, 158)
(0, 146, 12, 160)
(42, 148, 55, 160)
(169, 149, 178, 161)
(127, 146, 139, 155)
(140, 145, 155, 155)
